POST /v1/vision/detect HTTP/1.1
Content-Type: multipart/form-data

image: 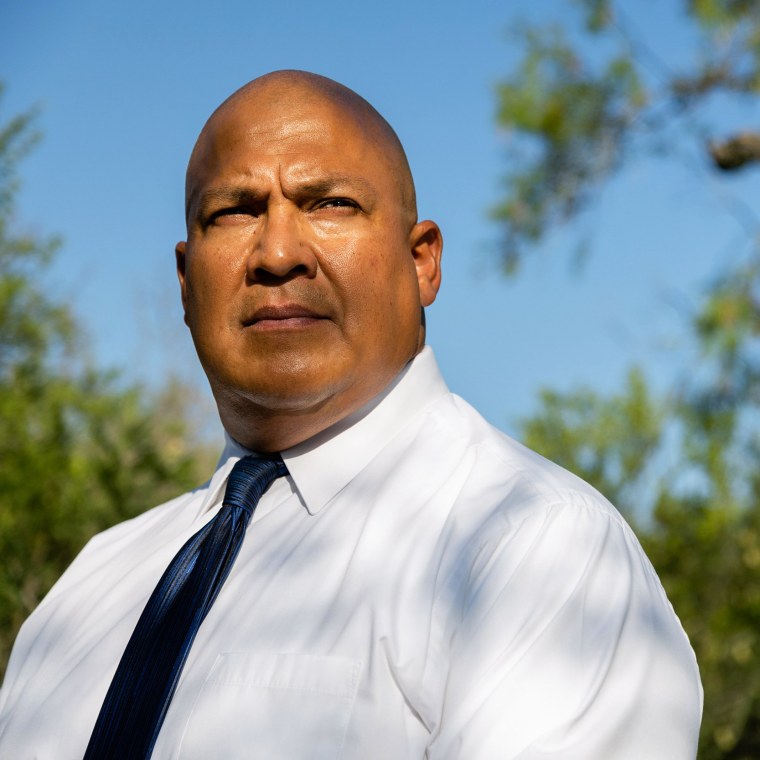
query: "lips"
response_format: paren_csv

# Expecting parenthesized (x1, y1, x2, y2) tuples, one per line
(243, 303, 328, 330)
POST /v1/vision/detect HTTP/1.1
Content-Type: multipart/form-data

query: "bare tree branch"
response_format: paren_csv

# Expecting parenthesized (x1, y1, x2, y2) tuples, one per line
(709, 132, 760, 171)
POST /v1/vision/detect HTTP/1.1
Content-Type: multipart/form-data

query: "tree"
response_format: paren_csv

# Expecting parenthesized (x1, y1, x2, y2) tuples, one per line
(493, 0, 760, 273)
(0, 87, 216, 680)
(495, 3, 760, 757)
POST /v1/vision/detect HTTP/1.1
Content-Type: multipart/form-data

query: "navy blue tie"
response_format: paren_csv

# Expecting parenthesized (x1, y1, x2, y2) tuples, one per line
(84, 455, 287, 760)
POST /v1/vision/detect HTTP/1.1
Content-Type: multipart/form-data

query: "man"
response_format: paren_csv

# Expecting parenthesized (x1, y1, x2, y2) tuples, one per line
(0, 70, 701, 758)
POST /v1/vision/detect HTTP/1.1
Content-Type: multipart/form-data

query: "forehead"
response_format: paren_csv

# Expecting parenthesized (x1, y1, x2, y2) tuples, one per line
(188, 95, 395, 196)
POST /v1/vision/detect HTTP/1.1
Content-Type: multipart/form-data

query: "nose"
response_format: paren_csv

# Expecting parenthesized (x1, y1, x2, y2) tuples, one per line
(245, 204, 317, 284)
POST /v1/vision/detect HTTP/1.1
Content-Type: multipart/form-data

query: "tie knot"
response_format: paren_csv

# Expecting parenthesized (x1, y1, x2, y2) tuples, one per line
(223, 455, 288, 515)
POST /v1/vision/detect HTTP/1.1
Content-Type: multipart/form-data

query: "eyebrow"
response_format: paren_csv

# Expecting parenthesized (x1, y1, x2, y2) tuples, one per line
(293, 173, 376, 198)
(186, 186, 256, 222)
(186, 173, 377, 222)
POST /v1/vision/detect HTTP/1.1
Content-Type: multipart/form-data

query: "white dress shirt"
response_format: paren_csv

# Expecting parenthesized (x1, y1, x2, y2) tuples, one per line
(0, 348, 702, 759)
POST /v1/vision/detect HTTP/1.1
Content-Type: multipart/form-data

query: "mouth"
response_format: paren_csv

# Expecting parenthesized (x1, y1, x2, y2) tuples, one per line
(243, 304, 329, 331)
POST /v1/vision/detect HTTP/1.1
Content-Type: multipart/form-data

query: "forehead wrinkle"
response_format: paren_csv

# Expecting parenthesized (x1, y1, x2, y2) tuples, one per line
(185, 72, 417, 226)
(187, 171, 378, 223)
(280, 167, 378, 198)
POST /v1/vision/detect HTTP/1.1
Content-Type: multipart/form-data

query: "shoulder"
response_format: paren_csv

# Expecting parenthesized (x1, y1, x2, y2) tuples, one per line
(419, 395, 702, 758)
(40, 479, 211, 606)
(402, 391, 671, 628)
(426, 392, 673, 610)
(88, 481, 210, 549)
(421, 391, 626, 530)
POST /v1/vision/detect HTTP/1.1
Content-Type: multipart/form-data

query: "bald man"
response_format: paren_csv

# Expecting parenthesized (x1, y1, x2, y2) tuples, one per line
(0, 71, 702, 759)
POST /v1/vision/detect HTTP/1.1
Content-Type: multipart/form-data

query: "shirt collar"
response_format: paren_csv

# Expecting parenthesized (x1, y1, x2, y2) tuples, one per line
(198, 347, 448, 517)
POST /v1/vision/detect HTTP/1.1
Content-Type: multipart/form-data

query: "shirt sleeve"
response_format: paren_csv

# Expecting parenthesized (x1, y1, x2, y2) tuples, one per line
(426, 496, 703, 760)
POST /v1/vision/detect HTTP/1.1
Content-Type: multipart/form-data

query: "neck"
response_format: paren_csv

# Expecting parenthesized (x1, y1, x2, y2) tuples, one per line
(215, 356, 420, 453)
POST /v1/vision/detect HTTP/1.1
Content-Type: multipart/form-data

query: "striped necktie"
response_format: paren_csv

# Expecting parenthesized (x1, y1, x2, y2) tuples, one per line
(84, 454, 287, 759)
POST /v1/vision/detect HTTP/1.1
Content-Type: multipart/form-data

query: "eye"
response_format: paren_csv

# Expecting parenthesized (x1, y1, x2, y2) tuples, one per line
(207, 206, 254, 225)
(314, 197, 359, 212)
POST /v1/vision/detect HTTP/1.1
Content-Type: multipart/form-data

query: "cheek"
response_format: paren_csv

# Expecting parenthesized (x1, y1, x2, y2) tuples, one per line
(185, 244, 244, 313)
(329, 242, 418, 339)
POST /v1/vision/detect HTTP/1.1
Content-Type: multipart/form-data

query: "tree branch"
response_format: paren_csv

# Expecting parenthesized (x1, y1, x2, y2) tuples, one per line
(709, 132, 760, 172)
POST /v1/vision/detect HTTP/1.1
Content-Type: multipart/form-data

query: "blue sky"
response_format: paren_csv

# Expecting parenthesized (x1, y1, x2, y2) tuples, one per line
(2, 0, 758, 442)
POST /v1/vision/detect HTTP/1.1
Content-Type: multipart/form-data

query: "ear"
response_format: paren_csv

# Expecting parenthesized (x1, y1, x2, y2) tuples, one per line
(409, 220, 443, 307)
(175, 240, 190, 325)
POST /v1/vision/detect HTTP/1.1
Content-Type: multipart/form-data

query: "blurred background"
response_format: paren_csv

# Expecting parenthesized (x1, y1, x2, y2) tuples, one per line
(2, 1, 759, 756)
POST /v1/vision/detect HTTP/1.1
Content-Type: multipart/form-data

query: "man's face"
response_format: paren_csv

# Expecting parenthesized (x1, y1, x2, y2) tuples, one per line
(176, 90, 440, 447)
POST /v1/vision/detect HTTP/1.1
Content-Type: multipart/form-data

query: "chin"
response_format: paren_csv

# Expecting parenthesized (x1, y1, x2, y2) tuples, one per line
(212, 365, 351, 413)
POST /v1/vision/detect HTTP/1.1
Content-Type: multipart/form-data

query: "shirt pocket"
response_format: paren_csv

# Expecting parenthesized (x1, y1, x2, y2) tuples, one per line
(176, 651, 362, 760)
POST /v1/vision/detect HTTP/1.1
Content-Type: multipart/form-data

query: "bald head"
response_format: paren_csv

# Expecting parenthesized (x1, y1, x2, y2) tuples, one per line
(176, 69, 442, 451)
(186, 70, 417, 228)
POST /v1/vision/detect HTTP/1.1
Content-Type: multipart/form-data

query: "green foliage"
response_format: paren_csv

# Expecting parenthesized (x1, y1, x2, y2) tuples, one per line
(521, 368, 661, 513)
(689, 0, 760, 30)
(520, 359, 760, 757)
(646, 492, 760, 758)
(501, 2, 760, 756)
(573, 0, 613, 32)
(0, 92, 216, 680)
(493, 24, 645, 271)
(523, 354, 760, 756)
(494, 0, 760, 272)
